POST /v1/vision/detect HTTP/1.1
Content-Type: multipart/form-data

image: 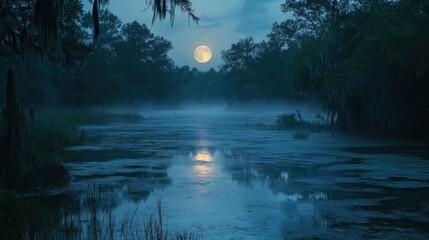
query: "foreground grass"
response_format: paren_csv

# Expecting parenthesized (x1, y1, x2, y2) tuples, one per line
(0, 187, 201, 240)
(0, 109, 143, 190)
(0, 110, 202, 239)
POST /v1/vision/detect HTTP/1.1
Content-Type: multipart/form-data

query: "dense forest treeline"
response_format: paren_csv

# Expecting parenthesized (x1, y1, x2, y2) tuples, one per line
(221, 0, 429, 137)
(0, 0, 199, 188)
(1, 0, 428, 138)
(0, 0, 209, 106)
(277, 0, 429, 137)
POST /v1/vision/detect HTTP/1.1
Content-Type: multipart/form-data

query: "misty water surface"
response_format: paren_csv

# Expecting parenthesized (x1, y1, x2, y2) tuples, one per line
(56, 107, 429, 239)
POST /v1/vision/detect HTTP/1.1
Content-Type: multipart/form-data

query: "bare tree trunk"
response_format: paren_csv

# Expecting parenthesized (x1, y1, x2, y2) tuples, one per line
(0, 68, 25, 186)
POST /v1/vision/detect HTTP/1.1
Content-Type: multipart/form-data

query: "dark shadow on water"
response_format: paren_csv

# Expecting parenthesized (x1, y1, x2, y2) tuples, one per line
(4, 115, 429, 239)
(343, 145, 429, 159)
(219, 146, 429, 239)
(64, 148, 168, 162)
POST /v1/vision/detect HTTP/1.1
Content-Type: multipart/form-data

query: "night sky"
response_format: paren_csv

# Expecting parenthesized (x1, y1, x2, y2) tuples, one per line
(85, 0, 285, 70)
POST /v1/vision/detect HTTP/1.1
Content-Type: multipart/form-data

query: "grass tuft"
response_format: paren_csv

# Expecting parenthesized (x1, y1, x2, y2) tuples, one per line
(276, 113, 300, 128)
(0, 109, 144, 190)
(293, 131, 310, 140)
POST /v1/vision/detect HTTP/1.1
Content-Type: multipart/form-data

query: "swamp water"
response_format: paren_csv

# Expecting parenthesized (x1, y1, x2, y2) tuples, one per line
(3, 109, 429, 239)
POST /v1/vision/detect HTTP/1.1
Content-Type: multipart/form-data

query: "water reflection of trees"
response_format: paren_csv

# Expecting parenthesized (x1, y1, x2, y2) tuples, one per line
(0, 152, 174, 238)
(221, 148, 429, 238)
(0, 160, 172, 239)
(0, 192, 81, 239)
(66, 145, 173, 204)
(221, 150, 329, 237)
(72, 162, 172, 205)
(1, 183, 169, 239)
(222, 151, 310, 193)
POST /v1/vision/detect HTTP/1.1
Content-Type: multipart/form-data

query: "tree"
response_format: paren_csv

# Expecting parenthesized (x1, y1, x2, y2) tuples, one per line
(113, 21, 173, 102)
(221, 37, 257, 73)
(276, 0, 429, 136)
(220, 37, 258, 100)
(62, 0, 91, 65)
(330, 0, 429, 136)
(254, 41, 291, 98)
(0, 0, 199, 185)
(220, 36, 294, 100)
(60, 9, 124, 105)
(1, 0, 197, 61)
(0, 69, 25, 186)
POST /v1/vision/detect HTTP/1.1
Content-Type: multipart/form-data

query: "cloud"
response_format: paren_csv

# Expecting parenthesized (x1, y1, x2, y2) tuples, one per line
(84, 0, 286, 71)
(235, 0, 284, 39)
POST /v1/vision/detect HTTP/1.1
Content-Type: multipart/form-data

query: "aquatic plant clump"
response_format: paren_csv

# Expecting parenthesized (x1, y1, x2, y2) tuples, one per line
(276, 113, 300, 128)
(293, 131, 310, 140)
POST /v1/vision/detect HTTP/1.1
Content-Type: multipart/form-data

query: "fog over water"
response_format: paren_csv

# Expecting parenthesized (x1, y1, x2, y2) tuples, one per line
(2, 1, 429, 239)
(54, 105, 429, 239)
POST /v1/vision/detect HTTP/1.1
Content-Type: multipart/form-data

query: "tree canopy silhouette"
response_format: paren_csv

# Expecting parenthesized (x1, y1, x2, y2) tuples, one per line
(0, 0, 198, 61)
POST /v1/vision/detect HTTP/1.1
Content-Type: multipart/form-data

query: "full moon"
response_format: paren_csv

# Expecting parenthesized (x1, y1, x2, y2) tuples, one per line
(194, 45, 212, 63)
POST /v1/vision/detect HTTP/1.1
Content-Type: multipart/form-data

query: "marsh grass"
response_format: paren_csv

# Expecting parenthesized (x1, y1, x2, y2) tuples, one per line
(276, 110, 315, 130)
(29, 110, 143, 149)
(276, 113, 301, 128)
(0, 191, 65, 239)
(35, 186, 201, 240)
(0, 109, 144, 189)
(0, 186, 203, 240)
(274, 111, 335, 136)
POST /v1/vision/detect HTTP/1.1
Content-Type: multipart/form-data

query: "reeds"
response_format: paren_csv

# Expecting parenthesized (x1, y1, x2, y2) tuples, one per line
(53, 187, 201, 240)
(0, 109, 143, 189)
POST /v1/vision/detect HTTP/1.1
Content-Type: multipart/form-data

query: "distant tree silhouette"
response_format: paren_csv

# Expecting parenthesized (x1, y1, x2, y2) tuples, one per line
(0, 0, 197, 61)
(0, 0, 198, 185)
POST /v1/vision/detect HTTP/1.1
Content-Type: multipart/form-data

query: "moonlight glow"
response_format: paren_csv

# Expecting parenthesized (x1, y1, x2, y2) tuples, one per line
(194, 45, 212, 63)
(194, 150, 213, 162)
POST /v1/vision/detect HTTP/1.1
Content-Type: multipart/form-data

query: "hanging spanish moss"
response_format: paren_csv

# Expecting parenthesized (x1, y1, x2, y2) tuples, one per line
(34, 0, 58, 48)
(150, 0, 199, 25)
(92, 0, 100, 40)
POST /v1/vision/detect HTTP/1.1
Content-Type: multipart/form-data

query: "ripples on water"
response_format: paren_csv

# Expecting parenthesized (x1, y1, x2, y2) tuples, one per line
(7, 110, 429, 239)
